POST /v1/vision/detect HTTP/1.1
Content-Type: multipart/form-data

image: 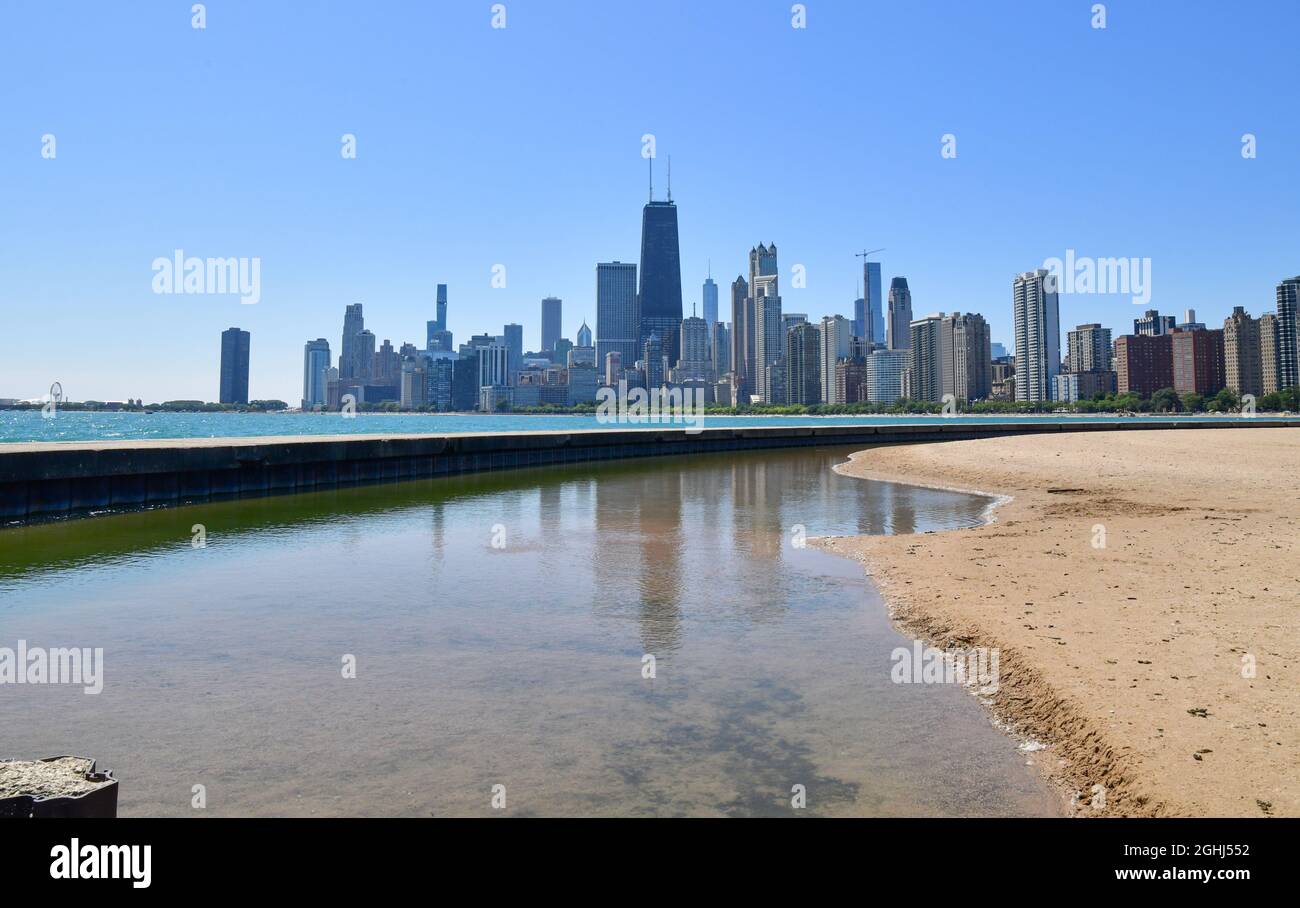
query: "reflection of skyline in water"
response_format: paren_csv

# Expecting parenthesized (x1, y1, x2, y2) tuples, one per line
(0, 447, 1056, 817)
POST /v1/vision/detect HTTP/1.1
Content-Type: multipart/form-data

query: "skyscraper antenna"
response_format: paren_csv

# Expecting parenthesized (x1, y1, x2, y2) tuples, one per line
(708, 258, 712, 279)
(648, 155, 653, 202)
(667, 155, 672, 202)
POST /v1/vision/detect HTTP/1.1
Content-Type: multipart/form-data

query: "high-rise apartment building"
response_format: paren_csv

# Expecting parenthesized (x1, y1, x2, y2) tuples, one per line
(864, 260, 884, 345)
(1012, 270, 1061, 402)
(219, 327, 251, 405)
(1114, 333, 1173, 396)
(1171, 327, 1225, 396)
(834, 359, 869, 404)
(1223, 307, 1263, 398)
(673, 316, 710, 382)
(712, 322, 731, 378)
(302, 338, 330, 409)
(596, 261, 638, 373)
(1277, 276, 1300, 391)
(886, 277, 912, 350)
(785, 322, 822, 405)
(1260, 312, 1280, 395)
(866, 349, 910, 403)
(340, 303, 367, 381)
(753, 284, 783, 403)
(1067, 323, 1113, 373)
(819, 315, 853, 404)
(643, 333, 666, 389)
(730, 275, 754, 401)
(749, 244, 783, 403)
(541, 297, 563, 352)
(942, 312, 993, 402)
(908, 315, 944, 403)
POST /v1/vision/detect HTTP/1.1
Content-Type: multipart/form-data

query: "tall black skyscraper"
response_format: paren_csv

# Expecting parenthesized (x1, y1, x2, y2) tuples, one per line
(219, 327, 250, 405)
(638, 184, 683, 366)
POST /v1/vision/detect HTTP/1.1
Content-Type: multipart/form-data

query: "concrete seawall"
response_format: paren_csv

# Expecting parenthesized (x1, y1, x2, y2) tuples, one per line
(2, 419, 1297, 522)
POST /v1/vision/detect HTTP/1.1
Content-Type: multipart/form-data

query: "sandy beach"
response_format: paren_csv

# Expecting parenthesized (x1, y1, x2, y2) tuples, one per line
(816, 427, 1299, 817)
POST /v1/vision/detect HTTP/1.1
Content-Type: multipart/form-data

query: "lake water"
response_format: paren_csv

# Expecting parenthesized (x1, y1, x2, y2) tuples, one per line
(0, 447, 1059, 817)
(0, 408, 1276, 444)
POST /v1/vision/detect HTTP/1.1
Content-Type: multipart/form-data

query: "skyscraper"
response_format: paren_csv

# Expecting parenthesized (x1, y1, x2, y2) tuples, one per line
(785, 322, 822, 405)
(503, 323, 523, 386)
(942, 312, 993, 402)
(643, 333, 666, 388)
(576, 320, 592, 348)
(853, 297, 866, 340)
(702, 271, 718, 346)
(427, 284, 449, 350)
(1260, 312, 1280, 395)
(1067, 323, 1113, 373)
(1114, 334, 1173, 396)
(908, 315, 944, 403)
(638, 194, 683, 366)
(1172, 327, 1225, 396)
(819, 315, 852, 404)
(749, 244, 782, 403)
(596, 261, 638, 374)
(864, 260, 883, 345)
(1012, 270, 1061, 402)
(340, 303, 367, 381)
(302, 338, 330, 409)
(1223, 307, 1263, 398)
(674, 316, 710, 382)
(1276, 276, 1300, 391)
(730, 275, 753, 400)
(712, 322, 731, 378)
(866, 349, 910, 403)
(219, 327, 250, 405)
(886, 277, 912, 350)
(541, 296, 563, 352)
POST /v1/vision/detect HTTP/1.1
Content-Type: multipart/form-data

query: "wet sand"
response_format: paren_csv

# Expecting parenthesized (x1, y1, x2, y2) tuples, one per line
(816, 428, 1300, 817)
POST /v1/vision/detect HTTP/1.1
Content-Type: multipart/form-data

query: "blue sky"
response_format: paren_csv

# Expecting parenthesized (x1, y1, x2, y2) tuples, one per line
(2, 0, 1297, 402)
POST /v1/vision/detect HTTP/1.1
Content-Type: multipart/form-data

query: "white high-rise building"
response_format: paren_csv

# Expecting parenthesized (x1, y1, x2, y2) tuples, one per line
(1012, 269, 1061, 402)
(819, 315, 853, 403)
(866, 349, 911, 403)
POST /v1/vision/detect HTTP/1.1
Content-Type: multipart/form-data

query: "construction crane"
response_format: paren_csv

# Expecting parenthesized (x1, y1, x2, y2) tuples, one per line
(856, 247, 885, 262)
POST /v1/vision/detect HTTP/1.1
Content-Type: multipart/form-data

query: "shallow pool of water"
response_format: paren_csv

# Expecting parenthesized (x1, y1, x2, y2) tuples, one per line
(0, 447, 1058, 816)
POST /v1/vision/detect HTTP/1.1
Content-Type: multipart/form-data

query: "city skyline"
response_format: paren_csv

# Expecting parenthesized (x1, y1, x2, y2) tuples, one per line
(4, 2, 1299, 402)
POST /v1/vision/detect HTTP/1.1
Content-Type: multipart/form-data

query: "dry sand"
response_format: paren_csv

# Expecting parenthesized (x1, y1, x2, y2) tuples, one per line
(815, 427, 1299, 817)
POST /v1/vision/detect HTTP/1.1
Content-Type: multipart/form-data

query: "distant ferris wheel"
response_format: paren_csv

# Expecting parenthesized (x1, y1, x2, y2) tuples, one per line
(49, 381, 64, 404)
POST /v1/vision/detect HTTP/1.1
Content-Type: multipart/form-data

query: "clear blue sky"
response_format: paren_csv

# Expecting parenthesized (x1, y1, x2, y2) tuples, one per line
(2, 0, 1297, 402)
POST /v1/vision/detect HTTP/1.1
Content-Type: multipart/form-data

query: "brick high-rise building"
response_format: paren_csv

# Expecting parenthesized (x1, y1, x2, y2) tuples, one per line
(1171, 327, 1225, 396)
(1114, 333, 1173, 396)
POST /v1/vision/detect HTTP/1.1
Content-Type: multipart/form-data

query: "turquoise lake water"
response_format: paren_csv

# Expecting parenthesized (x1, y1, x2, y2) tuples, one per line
(0, 409, 1279, 443)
